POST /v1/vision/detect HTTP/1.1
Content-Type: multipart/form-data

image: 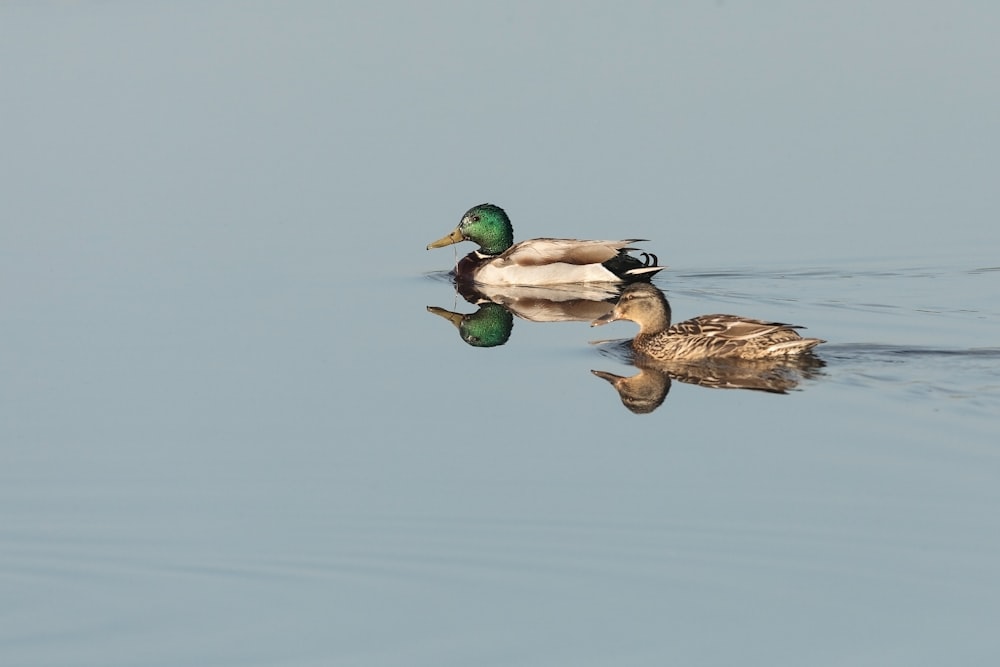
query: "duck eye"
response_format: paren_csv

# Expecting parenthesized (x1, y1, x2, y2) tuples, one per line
(471, 215, 480, 222)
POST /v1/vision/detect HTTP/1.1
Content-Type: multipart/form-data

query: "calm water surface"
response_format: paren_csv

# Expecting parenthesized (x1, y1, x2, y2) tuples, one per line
(3, 2, 1000, 666)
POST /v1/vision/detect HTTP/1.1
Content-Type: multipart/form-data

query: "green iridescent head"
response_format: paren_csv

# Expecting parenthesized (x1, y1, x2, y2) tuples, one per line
(426, 203, 515, 256)
(426, 303, 513, 348)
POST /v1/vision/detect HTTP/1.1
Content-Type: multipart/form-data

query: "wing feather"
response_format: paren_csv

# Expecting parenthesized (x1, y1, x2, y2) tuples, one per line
(501, 239, 641, 267)
(671, 315, 802, 340)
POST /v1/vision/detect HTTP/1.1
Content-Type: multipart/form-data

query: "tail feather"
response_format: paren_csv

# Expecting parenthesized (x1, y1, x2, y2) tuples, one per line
(624, 266, 666, 277)
(767, 338, 826, 355)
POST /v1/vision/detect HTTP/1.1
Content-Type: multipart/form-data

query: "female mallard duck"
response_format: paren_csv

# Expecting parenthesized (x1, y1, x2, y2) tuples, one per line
(592, 283, 824, 360)
(427, 203, 664, 286)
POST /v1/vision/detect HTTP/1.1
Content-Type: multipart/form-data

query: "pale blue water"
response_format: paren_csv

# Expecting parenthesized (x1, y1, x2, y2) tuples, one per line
(3, 3, 1000, 666)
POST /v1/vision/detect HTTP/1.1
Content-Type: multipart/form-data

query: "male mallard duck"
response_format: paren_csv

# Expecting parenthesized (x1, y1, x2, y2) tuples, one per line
(592, 283, 825, 361)
(427, 203, 664, 286)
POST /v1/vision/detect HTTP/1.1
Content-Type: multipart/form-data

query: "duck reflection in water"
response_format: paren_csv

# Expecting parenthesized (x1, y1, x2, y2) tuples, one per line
(590, 282, 825, 412)
(592, 356, 826, 413)
(427, 302, 514, 348)
(428, 280, 628, 348)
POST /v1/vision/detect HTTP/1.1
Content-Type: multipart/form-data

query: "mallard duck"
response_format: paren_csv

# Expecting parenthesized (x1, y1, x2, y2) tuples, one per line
(592, 283, 825, 361)
(427, 203, 664, 286)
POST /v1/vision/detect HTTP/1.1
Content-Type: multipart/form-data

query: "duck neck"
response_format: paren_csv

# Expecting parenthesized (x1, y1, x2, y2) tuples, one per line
(476, 225, 513, 256)
(636, 301, 672, 334)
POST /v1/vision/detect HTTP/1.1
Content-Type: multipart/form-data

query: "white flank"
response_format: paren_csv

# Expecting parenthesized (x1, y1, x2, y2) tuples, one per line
(473, 262, 622, 286)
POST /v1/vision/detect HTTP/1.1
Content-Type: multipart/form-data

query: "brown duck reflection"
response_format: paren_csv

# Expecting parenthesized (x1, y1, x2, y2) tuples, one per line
(428, 280, 625, 348)
(592, 355, 826, 414)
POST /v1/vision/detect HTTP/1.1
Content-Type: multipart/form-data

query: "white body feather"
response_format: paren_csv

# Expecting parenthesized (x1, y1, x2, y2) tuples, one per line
(473, 261, 623, 285)
(470, 238, 657, 286)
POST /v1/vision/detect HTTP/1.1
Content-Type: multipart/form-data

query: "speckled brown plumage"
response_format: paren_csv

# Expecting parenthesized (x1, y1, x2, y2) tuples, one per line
(592, 283, 824, 361)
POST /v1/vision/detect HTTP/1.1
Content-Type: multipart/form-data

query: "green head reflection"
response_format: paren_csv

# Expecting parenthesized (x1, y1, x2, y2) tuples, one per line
(427, 302, 514, 348)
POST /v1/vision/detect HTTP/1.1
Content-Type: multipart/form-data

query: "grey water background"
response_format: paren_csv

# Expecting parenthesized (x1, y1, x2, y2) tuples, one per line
(3, 2, 1000, 665)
